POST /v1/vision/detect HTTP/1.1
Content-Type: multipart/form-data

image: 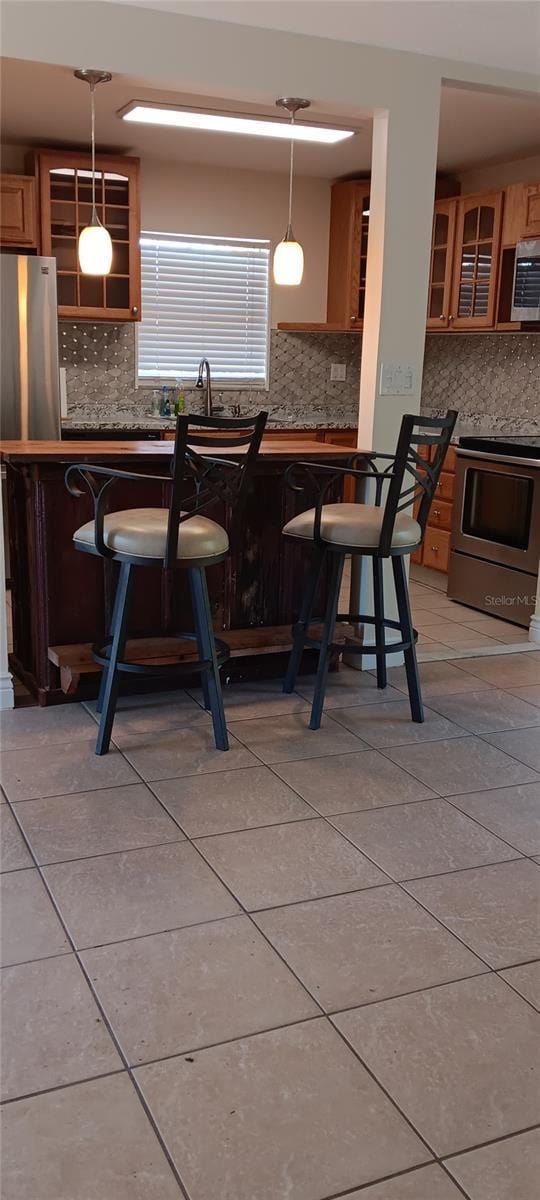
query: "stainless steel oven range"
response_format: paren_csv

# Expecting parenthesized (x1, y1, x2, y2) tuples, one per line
(448, 437, 540, 628)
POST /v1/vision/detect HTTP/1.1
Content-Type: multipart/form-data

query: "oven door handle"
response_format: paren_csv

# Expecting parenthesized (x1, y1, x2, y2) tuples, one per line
(456, 449, 540, 470)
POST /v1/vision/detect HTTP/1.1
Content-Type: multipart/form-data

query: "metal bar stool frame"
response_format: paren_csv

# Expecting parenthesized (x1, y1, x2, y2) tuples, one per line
(65, 411, 268, 755)
(283, 410, 458, 729)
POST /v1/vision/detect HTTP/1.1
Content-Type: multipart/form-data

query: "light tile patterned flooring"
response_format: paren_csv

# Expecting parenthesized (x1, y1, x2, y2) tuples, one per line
(1, 648, 540, 1199)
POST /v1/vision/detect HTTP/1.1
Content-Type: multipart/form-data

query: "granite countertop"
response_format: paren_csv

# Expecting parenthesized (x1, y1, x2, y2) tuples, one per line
(60, 417, 358, 432)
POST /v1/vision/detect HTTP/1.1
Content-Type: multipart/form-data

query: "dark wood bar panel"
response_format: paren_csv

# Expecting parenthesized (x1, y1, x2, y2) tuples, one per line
(2, 439, 357, 704)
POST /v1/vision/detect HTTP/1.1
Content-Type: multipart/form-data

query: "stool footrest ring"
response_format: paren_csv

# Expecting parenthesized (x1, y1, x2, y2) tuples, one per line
(92, 633, 231, 678)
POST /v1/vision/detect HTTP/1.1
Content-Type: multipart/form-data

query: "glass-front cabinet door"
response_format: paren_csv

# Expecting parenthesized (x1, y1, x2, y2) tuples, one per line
(326, 180, 370, 328)
(449, 191, 503, 329)
(426, 200, 457, 328)
(36, 151, 141, 320)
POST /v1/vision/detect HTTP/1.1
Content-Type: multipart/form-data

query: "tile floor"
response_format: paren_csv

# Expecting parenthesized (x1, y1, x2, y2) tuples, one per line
(1, 650, 540, 1199)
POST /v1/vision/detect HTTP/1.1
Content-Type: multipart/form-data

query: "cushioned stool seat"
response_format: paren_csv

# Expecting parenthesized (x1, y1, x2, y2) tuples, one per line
(74, 507, 229, 561)
(283, 503, 420, 549)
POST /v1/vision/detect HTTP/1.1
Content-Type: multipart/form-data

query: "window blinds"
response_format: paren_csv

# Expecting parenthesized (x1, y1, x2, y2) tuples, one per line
(138, 232, 270, 386)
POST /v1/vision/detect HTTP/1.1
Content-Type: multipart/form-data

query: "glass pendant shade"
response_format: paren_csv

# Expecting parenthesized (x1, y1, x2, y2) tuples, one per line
(273, 233, 304, 286)
(78, 220, 113, 275)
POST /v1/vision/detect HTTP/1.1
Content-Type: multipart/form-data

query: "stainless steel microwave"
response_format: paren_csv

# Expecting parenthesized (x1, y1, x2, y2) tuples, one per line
(511, 238, 540, 320)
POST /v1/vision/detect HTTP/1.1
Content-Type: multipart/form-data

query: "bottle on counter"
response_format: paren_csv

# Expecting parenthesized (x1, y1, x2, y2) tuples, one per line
(159, 385, 171, 417)
(173, 379, 186, 417)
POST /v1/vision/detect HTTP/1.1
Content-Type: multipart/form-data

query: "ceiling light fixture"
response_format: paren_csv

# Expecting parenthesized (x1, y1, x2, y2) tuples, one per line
(273, 98, 310, 288)
(120, 102, 355, 144)
(75, 69, 113, 276)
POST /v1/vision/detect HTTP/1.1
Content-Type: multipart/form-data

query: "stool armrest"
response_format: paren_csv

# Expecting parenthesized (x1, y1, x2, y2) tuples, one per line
(65, 463, 173, 559)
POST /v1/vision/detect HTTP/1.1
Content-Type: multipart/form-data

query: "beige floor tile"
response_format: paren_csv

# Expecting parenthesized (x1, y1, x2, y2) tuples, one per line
(152, 765, 314, 838)
(105, 699, 210, 747)
(417, 625, 501, 650)
(228, 711, 365, 764)
(136, 1019, 429, 1200)
(0, 703, 97, 751)
(1, 954, 121, 1101)
(0, 869, 70, 967)
(330, 700, 463, 748)
(43, 842, 239, 949)
(332, 798, 517, 881)
(0, 1074, 181, 1199)
(454, 652, 540, 688)
(509, 684, 540, 706)
(196, 818, 388, 910)
(121, 725, 257, 781)
(255, 886, 485, 1012)
(0, 740, 138, 803)
(82, 915, 318, 1065)
(13, 783, 184, 865)
(346, 1164, 465, 1199)
(418, 642, 462, 659)
(385, 660, 495, 698)
(295, 667, 404, 709)
(405, 859, 540, 968)
(273, 750, 435, 816)
(427, 689, 540, 734)
(187, 679, 310, 720)
(445, 1128, 540, 1200)
(499, 961, 540, 1010)
(414, 612, 467, 630)
(451, 782, 540, 854)
(484, 727, 540, 772)
(334, 975, 540, 1156)
(385, 735, 539, 796)
(462, 618, 530, 644)
(0, 806, 33, 871)
(83, 688, 195, 713)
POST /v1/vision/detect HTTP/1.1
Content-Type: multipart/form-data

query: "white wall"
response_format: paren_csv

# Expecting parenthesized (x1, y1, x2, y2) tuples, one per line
(140, 157, 331, 327)
(459, 152, 540, 193)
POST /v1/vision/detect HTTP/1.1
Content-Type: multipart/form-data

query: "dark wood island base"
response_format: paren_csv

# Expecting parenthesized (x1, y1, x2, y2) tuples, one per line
(2, 438, 359, 705)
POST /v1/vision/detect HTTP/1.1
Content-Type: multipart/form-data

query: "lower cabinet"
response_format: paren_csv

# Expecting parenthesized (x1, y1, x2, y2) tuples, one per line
(412, 445, 456, 573)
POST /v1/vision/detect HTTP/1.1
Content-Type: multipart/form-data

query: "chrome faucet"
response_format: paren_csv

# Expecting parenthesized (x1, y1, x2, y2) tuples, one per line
(196, 358, 212, 416)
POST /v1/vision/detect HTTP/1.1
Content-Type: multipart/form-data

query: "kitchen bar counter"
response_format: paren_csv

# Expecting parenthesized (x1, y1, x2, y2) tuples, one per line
(0, 437, 358, 463)
(3, 437, 359, 704)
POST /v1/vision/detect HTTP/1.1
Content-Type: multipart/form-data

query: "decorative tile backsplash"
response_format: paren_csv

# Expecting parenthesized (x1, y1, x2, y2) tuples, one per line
(60, 321, 540, 434)
(59, 324, 360, 428)
(421, 334, 540, 435)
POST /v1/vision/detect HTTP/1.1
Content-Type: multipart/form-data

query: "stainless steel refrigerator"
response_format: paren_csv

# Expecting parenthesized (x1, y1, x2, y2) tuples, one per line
(1, 254, 61, 439)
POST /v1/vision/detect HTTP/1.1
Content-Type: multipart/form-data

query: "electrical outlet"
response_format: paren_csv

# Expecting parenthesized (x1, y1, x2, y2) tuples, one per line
(330, 363, 347, 382)
(380, 364, 415, 395)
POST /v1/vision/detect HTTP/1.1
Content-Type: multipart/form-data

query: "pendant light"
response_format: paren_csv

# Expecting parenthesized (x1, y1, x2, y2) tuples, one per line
(273, 98, 310, 287)
(74, 69, 113, 275)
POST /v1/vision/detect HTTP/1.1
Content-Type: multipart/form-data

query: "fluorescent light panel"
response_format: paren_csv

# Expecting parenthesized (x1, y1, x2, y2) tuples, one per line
(121, 104, 355, 144)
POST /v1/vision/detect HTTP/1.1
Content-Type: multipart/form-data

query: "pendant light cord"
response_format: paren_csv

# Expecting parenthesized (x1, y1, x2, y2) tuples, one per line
(287, 111, 295, 235)
(90, 81, 97, 222)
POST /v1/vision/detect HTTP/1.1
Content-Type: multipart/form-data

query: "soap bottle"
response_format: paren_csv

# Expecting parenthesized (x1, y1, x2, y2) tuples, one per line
(159, 385, 171, 418)
(173, 379, 186, 416)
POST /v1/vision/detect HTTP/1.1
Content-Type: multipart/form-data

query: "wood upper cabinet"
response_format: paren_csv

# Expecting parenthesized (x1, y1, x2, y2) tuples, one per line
(326, 180, 370, 328)
(0, 174, 37, 247)
(449, 191, 503, 329)
(426, 199, 457, 328)
(502, 181, 540, 245)
(33, 150, 141, 320)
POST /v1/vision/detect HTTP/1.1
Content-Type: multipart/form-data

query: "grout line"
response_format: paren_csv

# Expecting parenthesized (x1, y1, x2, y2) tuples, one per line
(0, 1067, 126, 1107)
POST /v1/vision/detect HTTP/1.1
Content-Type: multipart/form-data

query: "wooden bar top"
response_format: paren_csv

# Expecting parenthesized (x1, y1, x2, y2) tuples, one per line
(0, 437, 359, 464)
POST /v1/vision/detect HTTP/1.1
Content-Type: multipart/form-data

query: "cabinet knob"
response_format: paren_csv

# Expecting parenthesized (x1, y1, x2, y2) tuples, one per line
(431, 546, 438, 552)
(433, 509, 440, 517)
(439, 314, 446, 321)
(131, 305, 138, 315)
(448, 314, 454, 322)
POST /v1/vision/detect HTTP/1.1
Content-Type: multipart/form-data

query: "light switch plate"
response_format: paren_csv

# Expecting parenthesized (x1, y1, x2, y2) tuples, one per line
(330, 363, 347, 382)
(380, 364, 415, 395)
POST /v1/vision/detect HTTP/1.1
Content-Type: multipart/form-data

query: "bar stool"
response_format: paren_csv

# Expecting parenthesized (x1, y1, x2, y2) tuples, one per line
(282, 410, 457, 728)
(65, 411, 267, 755)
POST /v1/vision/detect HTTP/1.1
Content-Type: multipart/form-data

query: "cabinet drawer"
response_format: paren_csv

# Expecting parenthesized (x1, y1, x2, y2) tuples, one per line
(430, 444, 456, 472)
(427, 498, 453, 531)
(434, 471, 454, 502)
(411, 544, 424, 565)
(423, 528, 450, 573)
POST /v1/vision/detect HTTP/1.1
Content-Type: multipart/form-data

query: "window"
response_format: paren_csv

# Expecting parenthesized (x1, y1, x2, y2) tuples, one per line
(138, 231, 270, 387)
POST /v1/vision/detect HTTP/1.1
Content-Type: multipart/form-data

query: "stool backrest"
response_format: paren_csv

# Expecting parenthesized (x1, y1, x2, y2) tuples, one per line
(164, 411, 268, 569)
(378, 409, 457, 555)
